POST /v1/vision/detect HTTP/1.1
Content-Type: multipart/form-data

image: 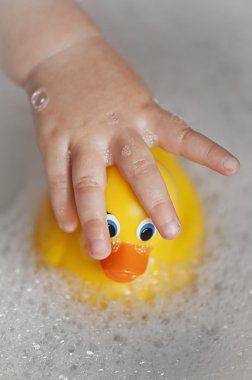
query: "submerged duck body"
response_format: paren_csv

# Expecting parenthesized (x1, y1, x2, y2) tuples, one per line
(35, 148, 204, 304)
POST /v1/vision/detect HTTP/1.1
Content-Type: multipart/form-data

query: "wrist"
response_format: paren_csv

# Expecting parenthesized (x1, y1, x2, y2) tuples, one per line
(0, 0, 100, 86)
(24, 33, 104, 93)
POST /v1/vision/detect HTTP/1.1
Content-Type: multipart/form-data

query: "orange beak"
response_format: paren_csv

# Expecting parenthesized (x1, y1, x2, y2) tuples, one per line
(100, 243, 151, 283)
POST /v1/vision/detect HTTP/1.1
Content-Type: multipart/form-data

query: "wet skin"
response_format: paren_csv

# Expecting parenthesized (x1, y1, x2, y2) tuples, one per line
(0, 1, 240, 261)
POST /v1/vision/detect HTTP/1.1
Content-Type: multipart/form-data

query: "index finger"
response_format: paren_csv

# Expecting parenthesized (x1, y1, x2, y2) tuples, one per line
(156, 109, 240, 175)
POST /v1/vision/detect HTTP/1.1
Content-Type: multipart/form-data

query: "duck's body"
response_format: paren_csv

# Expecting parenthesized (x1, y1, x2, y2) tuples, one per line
(35, 148, 204, 304)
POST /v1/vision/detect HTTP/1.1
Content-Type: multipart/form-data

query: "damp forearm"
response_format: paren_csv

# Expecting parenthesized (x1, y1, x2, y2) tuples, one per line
(0, 0, 100, 85)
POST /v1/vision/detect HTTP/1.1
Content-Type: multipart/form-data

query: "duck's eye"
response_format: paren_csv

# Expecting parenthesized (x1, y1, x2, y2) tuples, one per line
(137, 218, 156, 241)
(107, 214, 120, 238)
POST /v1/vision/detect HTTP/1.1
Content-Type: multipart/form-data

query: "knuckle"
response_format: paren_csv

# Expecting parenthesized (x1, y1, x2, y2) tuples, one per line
(38, 129, 66, 155)
(130, 158, 156, 178)
(150, 199, 169, 213)
(204, 143, 217, 160)
(48, 175, 68, 191)
(82, 218, 104, 231)
(47, 128, 65, 142)
(178, 127, 194, 147)
(74, 176, 101, 194)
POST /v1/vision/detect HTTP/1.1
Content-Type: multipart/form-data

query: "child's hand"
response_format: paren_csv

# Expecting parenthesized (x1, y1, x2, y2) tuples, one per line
(26, 36, 240, 259)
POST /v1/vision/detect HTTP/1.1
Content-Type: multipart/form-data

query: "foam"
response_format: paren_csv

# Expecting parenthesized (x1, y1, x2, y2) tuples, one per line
(0, 166, 251, 380)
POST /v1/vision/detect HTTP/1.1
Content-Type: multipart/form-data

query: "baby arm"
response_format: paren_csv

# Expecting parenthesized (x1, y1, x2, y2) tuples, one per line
(0, 0, 240, 259)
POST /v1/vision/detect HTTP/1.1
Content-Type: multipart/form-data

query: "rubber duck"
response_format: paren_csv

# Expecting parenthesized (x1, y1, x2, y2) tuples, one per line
(35, 147, 204, 304)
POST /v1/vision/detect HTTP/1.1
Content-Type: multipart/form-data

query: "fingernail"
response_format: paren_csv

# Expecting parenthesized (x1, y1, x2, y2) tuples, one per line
(223, 157, 240, 173)
(60, 222, 77, 233)
(162, 220, 181, 239)
(89, 238, 111, 259)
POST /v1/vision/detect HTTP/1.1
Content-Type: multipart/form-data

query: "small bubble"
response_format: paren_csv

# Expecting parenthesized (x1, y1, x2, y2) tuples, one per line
(142, 130, 158, 147)
(103, 148, 113, 165)
(31, 88, 49, 111)
(121, 144, 131, 157)
(124, 289, 132, 296)
(121, 137, 136, 157)
(33, 343, 41, 350)
(106, 112, 120, 124)
(86, 350, 94, 356)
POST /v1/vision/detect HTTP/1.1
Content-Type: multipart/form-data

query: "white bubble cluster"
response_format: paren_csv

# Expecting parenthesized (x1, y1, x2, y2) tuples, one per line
(0, 157, 251, 380)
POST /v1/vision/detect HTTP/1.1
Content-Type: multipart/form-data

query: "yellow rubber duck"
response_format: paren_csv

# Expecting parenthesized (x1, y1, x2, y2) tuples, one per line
(35, 147, 204, 305)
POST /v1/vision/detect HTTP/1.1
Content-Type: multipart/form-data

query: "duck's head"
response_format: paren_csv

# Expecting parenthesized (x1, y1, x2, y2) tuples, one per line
(101, 162, 177, 283)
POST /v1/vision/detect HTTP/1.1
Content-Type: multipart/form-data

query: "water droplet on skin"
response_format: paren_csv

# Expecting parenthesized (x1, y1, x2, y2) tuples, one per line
(142, 130, 158, 147)
(67, 150, 72, 161)
(121, 144, 132, 157)
(57, 207, 65, 216)
(31, 88, 49, 111)
(121, 137, 137, 157)
(103, 148, 113, 165)
(106, 112, 120, 124)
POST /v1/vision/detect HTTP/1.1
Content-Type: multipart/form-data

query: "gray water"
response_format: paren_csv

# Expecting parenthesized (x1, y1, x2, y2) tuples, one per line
(0, 0, 251, 379)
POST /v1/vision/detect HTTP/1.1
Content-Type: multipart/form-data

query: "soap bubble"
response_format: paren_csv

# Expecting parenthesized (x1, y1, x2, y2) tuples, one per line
(0, 166, 251, 380)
